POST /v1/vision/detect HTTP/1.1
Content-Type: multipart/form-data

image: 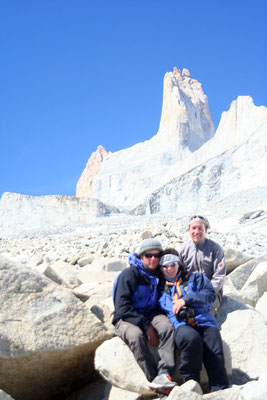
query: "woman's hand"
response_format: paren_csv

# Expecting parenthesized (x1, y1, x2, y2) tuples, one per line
(172, 298, 186, 315)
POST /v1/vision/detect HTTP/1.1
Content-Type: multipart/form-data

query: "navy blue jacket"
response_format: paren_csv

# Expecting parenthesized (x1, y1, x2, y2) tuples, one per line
(158, 271, 217, 330)
(112, 253, 160, 332)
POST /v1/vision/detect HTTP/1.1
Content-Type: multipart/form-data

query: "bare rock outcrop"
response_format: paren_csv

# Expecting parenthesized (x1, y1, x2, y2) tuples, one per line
(76, 145, 110, 198)
(0, 192, 120, 237)
(0, 256, 111, 400)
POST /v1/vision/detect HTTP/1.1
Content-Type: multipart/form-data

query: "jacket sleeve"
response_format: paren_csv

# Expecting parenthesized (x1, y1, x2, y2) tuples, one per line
(210, 244, 226, 293)
(113, 268, 151, 332)
(183, 272, 216, 307)
(158, 290, 180, 330)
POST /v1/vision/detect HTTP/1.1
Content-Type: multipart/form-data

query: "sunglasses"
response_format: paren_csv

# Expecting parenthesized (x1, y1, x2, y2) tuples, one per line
(190, 215, 205, 221)
(161, 262, 178, 269)
(143, 253, 161, 259)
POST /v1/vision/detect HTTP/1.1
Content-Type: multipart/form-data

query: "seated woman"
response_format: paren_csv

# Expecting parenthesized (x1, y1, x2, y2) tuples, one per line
(158, 248, 229, 392)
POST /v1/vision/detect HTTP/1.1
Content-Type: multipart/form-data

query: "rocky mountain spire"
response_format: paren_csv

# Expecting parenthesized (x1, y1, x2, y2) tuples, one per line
(76, 68, 215, 208)
(157, 67, 215, 151)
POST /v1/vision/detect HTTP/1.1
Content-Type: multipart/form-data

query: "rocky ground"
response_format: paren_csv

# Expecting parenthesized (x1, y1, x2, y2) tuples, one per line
(1, 208, 266, 264)
(1, 208, 267, 400)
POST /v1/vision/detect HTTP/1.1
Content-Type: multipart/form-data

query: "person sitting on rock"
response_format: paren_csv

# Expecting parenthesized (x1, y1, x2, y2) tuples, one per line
(158, 248, 229, 392)
(112, 238, 176, 394)
(179, 215, 226, 315)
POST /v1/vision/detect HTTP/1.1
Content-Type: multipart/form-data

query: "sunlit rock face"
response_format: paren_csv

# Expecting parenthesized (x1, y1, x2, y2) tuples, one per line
(76, 145, 110, 198)
(133, 96, 267, 215)
(76, 68, 215, 209)
(157, 67, 215, 151)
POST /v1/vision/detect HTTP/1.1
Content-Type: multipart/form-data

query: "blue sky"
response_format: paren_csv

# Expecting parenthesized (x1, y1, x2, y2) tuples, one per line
(1, 0, 266, 198)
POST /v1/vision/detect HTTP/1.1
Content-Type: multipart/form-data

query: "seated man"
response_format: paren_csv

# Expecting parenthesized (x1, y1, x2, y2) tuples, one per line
(158, 249, 229, 392)
(179, 215, 226, 315)
(112, 238, 176, 393)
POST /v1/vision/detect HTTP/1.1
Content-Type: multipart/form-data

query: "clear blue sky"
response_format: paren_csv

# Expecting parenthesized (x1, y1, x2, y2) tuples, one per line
(1, 0, 266, 198)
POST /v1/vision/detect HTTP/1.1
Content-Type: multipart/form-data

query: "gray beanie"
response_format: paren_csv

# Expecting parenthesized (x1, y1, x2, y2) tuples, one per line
(138, 238, 163, 256)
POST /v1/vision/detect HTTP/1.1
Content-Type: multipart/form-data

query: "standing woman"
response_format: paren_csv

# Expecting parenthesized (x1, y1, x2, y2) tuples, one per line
(158, 249, 229, 392)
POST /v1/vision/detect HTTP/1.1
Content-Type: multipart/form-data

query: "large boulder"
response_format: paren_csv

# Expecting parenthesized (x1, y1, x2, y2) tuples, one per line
(0, 256, 111, 400)
(94, 336, 231, 395)
(95, 337, 154, 396)
(224, 248, 252, 273)
(202, 373, 267, 400)
(227, 256, 267, 291)
(239, 262, 267, 306)
(220, 307, 267, 379)
(256, 292, 267, 320)
(0, 390, 15, 400)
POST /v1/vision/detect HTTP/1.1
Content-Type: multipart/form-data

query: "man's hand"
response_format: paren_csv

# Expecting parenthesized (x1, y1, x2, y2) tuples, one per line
(145, 325, 159, 347)
(172, 298, 186, 315)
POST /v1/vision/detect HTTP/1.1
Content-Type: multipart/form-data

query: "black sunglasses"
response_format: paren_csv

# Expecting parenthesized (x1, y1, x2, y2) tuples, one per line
(190, 215, 205, 221)
(143, 253, 161, 259)
(161, 262, 178, 269)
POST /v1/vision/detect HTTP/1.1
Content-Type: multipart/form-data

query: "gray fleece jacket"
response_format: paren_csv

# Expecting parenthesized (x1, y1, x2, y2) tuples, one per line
(178, 238, 226, 293)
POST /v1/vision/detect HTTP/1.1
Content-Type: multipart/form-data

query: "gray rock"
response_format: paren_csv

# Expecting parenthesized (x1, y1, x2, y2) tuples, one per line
(77, 255, 95, 267)
(224, 248, 252, 273)
(37, 262, 66, 286)
(256, 292, 267, 320)
(220, 308, 267, 379)
(0, 390, 15, 400)
(240, 210, 264, 222)
(0, 256, 111, 400)
(168, 385, 203, 399)
(86, 297, 115, 335)
(106, 385, 142, 400)
(95, 337, 154, 396)
(141, 230, 153, 239)
(104, 258, 128, 272)
(203, 373, 267, 400)
(50, 260, 82, 288)
(95, 337, 231, 396)
(239, 262, 267, 306)
(227, 256, 267, 291)
(181, 380, 203, 395)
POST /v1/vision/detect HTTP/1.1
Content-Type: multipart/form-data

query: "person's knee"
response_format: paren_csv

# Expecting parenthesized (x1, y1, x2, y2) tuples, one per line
(116, 320, 145, 345)
(152, 314, 173, 337)
(175, 326, 202, 351)
(126, 327, 144, 345)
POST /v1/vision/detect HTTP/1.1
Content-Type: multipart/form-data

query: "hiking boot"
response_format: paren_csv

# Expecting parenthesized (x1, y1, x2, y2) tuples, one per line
(210, 384, 228, 392)
(150, 386, 175, 399)
(149, 373, 176, 389)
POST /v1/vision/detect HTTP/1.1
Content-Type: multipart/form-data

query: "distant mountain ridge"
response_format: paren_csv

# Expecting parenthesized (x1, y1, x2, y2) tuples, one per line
(76, 67, 267, 214)
(1, 67, 266, 236)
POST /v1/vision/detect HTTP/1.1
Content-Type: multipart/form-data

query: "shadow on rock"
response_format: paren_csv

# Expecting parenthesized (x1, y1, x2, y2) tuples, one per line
(231, 368, 259, 385)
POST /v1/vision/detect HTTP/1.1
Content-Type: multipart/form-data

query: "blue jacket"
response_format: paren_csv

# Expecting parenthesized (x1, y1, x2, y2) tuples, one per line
(112, 253, 159, 332)
(158, 271, 217, 330)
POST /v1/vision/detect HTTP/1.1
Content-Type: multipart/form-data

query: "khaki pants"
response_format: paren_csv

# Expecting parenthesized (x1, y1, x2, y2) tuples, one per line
(115, 314, 175, 382)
